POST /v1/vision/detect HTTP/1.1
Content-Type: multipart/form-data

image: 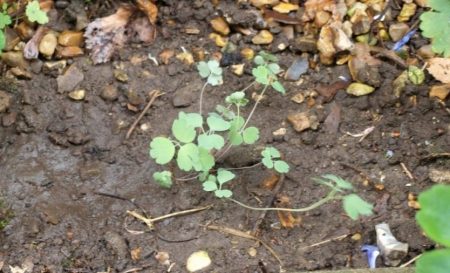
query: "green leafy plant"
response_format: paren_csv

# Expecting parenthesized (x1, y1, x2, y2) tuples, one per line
(0, 1, 49, 53)
(415, 185, 450, 273)
(419, 0, 450, 57)
(148, 52, 372, 219)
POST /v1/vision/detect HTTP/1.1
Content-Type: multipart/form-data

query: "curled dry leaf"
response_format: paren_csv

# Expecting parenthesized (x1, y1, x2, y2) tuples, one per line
(131, 247, 142, 261)
(136, 0, 158, 24)
(427, 58, 450, 83)
(276, 195, 301, 229)
(23, 26, 48, 59)
(262, 173, 280, 190)
(84, 6, 134, 64)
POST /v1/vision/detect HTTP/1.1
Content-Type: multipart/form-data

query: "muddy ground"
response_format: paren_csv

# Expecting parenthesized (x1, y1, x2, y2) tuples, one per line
(1, 1, 450, 273)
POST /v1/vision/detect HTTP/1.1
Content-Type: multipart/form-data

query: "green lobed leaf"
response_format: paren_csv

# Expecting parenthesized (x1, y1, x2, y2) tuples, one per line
(215, 105, 235, 120)
(254, 55, 265, 65)
(407, 65, 425, 85)
(268, 63, 281, 75)
(242, 127, 259, 144)
(416, 185, 450, 247)
(215, 189, 233, 198)
(172, 118, 196, 143)
(228, 116, 245, 145)
(26, 0, 49, 24)
(322, 174, 353, 190)
(149, 137, 175, 165)
(262, 157, 274, 169)
(416, 249, 450, 273)
(153, 171, 172, 188)
(0, 12, 11, 28)
(311, 177, 336, 190)
(179, 112, 203, 128)
(271, 80, 286, 94)
(217, 169, 235, 185)
(225, 91, 249, 107)
(198, 133, 225, 150)
(274, 160, 289, 173)
(0, 31, 5, 52)
(252, 66, 270, 85)
(207, 74, 223, 86)
(208, 60, 222, 75)
(207, 115, 230, 131)
(261, 147, 281, 159)
(420, 3, 450, 57)
(177, 143, 199, 171)
(197, 147, 215, 172)
(342, 194, 374, 220)
(197, 61, 210, 78)
(203, 176, 218, 191)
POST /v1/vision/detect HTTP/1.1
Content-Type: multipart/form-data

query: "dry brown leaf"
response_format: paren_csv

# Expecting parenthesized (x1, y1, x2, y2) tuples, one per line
(262, 173, 280, 190)
(315, 79, 349, 102)
(136, 0, 158, 25)
(276, 195, 300, 229)
(131, 247, 142, 261)
(324, 103, 341, 134)
(427, 58, 450, 83)
(84, 6, 134, 64)
(155, 251, 170, 266)
(159, 49, 175, 64)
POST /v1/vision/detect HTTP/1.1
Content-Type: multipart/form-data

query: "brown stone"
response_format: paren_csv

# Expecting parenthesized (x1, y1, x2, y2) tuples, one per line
(58, 31, 84, 47)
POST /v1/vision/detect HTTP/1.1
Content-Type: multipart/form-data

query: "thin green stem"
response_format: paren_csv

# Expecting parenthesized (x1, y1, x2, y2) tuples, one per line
(241, 80, 257, 93)
(199, 82, 208, 117)
(227, 190, 338, 212)
(225, 162, 262, 171)
(240, 83, 269, 134)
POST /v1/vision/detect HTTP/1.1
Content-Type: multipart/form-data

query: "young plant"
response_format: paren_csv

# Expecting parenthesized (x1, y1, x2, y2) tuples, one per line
(149, 52, 372, 219)
(415, 185, 450, 273)
(0, 1, 49, 53)
(419, 0, 450, 57)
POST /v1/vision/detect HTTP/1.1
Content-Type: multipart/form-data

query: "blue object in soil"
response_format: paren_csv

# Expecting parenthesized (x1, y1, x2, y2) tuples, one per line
(392, 29, 417, 52)
(361, 244, 380, 269)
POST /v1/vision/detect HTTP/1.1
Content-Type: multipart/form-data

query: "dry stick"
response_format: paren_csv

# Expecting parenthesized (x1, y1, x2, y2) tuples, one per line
(399, 254, 422, 268)
(206, 224, 283, 267)
(420, 152, 450, 161)
(127, 205, 213, 230)
(252, 174, 285, 236)
(298, 233, 350, 250)
(120, 263, 153, 273)
(125, 90, 164, 139)
(400, 162, 415, 180)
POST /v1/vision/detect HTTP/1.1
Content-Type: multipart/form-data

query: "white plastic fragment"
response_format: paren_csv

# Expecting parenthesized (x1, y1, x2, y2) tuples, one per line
(375, 223, 409, 266)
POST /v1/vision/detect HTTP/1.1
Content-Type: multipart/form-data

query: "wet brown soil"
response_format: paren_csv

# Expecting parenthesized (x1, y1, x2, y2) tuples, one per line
(1, 1, 450, 272)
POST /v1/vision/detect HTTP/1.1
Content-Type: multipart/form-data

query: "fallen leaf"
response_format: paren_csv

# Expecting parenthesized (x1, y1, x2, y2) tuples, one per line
(315, 79, 349, 102)
(276, 195, 300, 229)
(392, 71, 408, 98)
(159, 49, 175, 64)
(84, 6, 134, 64)
(346, 82, 375, 96)
(155, 251, 170, 266)
(324, 103, 341, 134)
(287, 111, 319, 132)
(427, 58, 450, 83)
(136, 0, 158, 24)
(176, 50, 194, 65)
(131, 247, 142, 261)
(262, 173, 280, 190)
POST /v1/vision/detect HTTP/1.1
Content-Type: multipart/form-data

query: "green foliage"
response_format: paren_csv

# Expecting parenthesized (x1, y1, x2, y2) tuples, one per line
(197, 60, 223, 86)
(312, 174, 373, 220)
(149, 137, 175, 164)
(149, 55, 287, 199)
(419, 0, 450, 57)
(261, 147, 289, 173)
(416, 185, 450, 273)
(153, 171, 172, 188)
(26, 0, 49, 24)
(407, 66, 425, 85)
(0, 1, 48, 53)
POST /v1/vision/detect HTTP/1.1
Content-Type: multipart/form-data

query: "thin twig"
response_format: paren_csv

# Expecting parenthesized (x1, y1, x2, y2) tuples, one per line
(420, 152, 450, 162)
(228, 190, 337, 212)
(399, 254, 422, 268)
(252, 174, 285, 235)
(125, 90, 163, 139)
(206, 224, 283, 267)
(120, 263, 153, 273)
(127, 205, 213, 229)
(340, 162, 372, 183)
(400, 162, 415, 180)
(298, 233, 350, 250)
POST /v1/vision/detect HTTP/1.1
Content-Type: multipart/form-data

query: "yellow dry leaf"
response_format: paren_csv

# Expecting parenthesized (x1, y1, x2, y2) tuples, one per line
(427, 58, 450, 83)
